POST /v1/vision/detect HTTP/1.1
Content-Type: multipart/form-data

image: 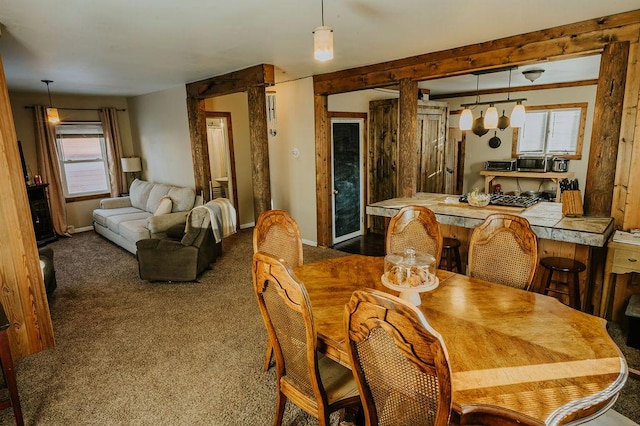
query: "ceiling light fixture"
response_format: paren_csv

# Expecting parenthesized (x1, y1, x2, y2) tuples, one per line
(41, 79, 60, 124)
(460, 67, 527, 136)
(522, 69, 545, 83)
(313, 0, 333, 61)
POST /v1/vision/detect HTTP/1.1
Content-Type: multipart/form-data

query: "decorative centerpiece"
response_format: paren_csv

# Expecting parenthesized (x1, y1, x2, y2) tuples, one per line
(381, 248, 438, 306)
(467, 188, 491, 207)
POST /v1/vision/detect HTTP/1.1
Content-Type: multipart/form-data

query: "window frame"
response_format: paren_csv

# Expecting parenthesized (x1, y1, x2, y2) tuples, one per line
(511, 102, 588, 160)
(55, 121, 111, 199)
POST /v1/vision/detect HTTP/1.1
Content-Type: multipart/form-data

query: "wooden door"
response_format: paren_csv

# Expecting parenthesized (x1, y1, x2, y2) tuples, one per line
(416, 101, 449, 194)
(368, 99, 398, 234)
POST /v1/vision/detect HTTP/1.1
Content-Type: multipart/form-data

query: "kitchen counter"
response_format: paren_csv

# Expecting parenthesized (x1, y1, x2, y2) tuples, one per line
(366, 193, 613, 247)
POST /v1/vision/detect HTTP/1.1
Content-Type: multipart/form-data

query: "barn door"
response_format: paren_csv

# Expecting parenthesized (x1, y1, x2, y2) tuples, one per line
(416, 101, 449, 194)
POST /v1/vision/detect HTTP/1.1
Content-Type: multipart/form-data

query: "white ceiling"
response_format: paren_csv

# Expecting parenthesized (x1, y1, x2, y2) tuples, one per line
(0, 1, 637, 97)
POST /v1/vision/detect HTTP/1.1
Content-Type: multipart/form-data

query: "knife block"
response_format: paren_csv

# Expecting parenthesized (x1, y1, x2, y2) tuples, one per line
(562, 190, 583, 217)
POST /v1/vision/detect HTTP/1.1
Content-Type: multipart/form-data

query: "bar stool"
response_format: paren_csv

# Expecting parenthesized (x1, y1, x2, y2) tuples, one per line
(440, 237, 462, 273)
(539, 257, 586, 310)
(0, 304, 23, 426)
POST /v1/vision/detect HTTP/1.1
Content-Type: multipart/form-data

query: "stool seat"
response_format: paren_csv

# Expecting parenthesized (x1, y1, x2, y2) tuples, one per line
(440, 237, 462, 273)
(540, 257, 586, 273)
(539, 257, 586, 310)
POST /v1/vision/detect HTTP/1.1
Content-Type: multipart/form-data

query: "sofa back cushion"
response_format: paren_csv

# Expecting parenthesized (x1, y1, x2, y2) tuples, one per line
(146, 184, 172, 213)
(129, 179, 154, 210)
(168, 186, 196, 212)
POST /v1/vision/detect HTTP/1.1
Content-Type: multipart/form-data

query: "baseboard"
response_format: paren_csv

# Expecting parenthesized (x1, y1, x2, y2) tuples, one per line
(70, 226, 94, 234)
(302, 239, 317, 247)
(239, 222, 255, 230)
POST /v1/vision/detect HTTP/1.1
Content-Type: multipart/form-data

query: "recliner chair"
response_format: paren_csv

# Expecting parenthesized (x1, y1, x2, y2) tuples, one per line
(136, 207, 221, 281)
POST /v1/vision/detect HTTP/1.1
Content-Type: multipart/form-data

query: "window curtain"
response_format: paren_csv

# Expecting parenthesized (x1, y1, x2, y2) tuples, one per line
(33, 105, 69, 236)
(99, 107, 126, 197)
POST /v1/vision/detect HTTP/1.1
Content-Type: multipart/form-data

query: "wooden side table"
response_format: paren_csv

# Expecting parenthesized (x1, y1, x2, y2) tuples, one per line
(0, 304, 23, 425)
(599, 239, 640, 319)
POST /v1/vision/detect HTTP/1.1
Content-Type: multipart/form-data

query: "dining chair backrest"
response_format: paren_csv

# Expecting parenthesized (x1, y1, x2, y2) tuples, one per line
(386, 206, 443, 265)
(459, 403, 542, 426)
(253, 209, 303, 268)
(468, 213, 538, 291)
(345, 289, 452, 426)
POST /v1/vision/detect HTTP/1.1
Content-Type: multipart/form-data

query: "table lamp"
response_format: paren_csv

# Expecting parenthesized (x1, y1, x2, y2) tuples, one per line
(121, 157, 142, 193)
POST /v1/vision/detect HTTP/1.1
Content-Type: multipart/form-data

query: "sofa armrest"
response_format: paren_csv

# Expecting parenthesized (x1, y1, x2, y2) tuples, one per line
(100, 197, 132, 209)
(147, 211, 189, 234)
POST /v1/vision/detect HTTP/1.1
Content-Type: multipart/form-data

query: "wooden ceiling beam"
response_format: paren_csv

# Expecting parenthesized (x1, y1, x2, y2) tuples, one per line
(313, 10, 640, 95)
(186, 64, 275, 99)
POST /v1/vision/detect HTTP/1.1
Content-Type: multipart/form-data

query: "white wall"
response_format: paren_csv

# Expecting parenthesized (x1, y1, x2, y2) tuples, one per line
(443, 85, 596, 195)
(127, 85, 194, 188)
(9, 91, 134, 230)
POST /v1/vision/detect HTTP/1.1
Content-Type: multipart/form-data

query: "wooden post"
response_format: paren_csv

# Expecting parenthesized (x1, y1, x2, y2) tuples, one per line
(186, 96, 210, 200)
(314, 94, 331, 247)
(247, 86, 271, 218)
(0, 49, 55, 358)
(398, 79, 418, 198)
(584, 42, 629, 217)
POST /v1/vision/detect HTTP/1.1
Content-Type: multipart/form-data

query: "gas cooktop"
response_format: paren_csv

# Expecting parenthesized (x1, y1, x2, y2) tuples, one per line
(459, 194, 541, 208)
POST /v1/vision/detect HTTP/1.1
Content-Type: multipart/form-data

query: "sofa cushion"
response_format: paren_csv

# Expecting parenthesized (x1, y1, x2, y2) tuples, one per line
(130, 179, 154, 211)
(168, 186, 196, 212)
(146, 184, 172, 213)
(154, 196, 173, 216)
(93, 207, 144, 228)
(106, 211, 152, 234)
(119, 218, 152, 242)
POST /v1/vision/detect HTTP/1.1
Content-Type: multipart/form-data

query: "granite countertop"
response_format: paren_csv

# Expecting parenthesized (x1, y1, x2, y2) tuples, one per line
(366, 193, 614, 247)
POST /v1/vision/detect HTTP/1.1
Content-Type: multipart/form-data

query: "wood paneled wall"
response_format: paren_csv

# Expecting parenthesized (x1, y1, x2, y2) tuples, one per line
(0, 47, 55, 358)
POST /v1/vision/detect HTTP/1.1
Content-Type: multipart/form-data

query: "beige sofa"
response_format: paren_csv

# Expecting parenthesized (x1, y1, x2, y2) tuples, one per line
(93, 179, 202, 254)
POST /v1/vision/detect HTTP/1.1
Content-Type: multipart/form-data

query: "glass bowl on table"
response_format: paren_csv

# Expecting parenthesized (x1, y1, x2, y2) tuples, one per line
(381, 248, 438, 306)
(467, 191, 491, 207)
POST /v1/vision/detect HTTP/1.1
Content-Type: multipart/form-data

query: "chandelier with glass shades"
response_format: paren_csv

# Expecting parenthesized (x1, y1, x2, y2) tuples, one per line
(459, 67, 526, 137)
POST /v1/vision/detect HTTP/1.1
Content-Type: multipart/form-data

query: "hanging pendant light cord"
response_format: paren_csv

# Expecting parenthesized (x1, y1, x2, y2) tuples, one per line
(42, 80, 54, 108)
(507, 69, 512, 101)
(321, 0, 325, 26)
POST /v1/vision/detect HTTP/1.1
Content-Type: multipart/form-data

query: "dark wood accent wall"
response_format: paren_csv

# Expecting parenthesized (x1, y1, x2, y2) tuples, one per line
(584, 42, 630, 217)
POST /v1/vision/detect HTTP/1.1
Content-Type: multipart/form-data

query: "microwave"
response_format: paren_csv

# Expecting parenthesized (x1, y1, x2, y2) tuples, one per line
(516, 156, 552, 172)
(484, 160, 516, 171)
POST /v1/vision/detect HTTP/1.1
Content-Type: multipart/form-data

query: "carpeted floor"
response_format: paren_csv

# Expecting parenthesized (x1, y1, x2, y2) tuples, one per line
(0, 229, 638, 425)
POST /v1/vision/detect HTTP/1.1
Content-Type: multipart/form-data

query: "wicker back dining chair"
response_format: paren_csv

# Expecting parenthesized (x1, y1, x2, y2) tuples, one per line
(253, 252, 361, 426)
(253, 209, 304, 371)
(345, 289, 452, 426)
(458, 404, 542, 426)
(468, 213, 539, 291)
(386, 206, 443, 265)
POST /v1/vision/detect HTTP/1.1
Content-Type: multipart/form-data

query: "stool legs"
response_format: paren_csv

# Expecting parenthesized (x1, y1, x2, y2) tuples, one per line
(569, 272, 581, 310)
(0, 330, 23, 426)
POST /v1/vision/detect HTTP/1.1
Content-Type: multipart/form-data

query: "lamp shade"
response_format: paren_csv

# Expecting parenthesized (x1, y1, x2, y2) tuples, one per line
(459, 108, 473, 131)
(484, 105, 498, 129)
(46, 107, 60, 124)
(510, 103, 526, 128)
(313, 26, 334, 61)
(121, 157, 142, 173)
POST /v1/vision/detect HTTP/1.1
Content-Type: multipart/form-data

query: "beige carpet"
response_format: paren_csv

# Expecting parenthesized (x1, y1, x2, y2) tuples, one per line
(0, 229, 637, 425)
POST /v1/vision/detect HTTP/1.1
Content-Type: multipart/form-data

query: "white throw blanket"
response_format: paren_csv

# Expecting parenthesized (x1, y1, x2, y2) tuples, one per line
(187, 199, 237, 243)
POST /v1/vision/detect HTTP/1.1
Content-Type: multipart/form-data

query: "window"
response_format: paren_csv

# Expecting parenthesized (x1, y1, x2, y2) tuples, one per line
(512, 103, 587, 160)
(55, 123, 110, 197)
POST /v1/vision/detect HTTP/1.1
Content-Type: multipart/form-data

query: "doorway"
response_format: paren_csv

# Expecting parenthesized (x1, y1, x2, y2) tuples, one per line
(205, 112, 239, 225)
(331, 115, 366, 245)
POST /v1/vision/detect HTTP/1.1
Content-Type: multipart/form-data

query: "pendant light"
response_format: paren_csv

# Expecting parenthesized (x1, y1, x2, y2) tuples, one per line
(484, 104, 498, 129)
(511, 102, 526, 128)
(41, 79, 60, 124)
(313, 0, 333, 61)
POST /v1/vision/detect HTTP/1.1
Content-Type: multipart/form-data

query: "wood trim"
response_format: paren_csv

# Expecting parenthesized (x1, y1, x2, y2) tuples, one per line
(313, 12, 640, 95)
(247, 86, 271, 217)
(65, 193, 109, 203)
(186, 96, 209, 197)
(205, 111, 240, 228)
(398, 79, 418, 197)
(510, 102, 589, 160)
(429, 79, 598, 101)
(186, 64, 275, 99)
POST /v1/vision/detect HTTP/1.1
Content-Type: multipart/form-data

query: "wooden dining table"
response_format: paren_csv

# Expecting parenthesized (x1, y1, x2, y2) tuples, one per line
(293, 254, 628, 426)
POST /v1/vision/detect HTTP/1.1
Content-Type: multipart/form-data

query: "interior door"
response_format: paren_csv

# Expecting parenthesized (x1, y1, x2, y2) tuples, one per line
(416, 101, 449, 194)
(331, 118, 364, 244)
